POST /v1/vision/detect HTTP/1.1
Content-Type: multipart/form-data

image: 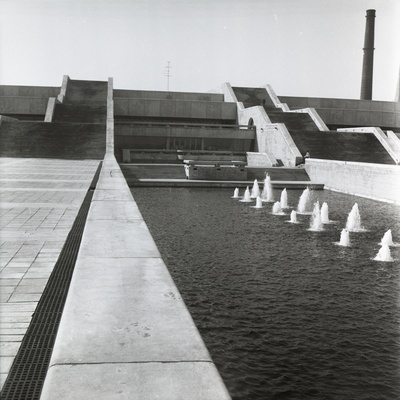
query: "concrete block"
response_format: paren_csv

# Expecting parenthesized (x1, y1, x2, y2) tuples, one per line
(49, 257, 211, 365)
(41, 362, 231, 400)
(88, 200, 142, 221)
(79, 219, 161, 258)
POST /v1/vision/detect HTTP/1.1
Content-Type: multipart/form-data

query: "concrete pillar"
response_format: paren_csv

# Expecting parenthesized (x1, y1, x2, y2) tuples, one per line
(360, 9, 376, 100)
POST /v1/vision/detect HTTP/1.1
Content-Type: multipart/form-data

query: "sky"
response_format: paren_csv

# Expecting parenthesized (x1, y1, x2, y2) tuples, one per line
(0, 0, 399, 101)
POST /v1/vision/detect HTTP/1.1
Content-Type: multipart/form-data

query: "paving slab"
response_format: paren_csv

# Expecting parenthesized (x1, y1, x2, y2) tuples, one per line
(41, 362, 231, 400)
(0, 157, 99, 390)
(50, 257, 211, 366)
(42, 154, 231, 399)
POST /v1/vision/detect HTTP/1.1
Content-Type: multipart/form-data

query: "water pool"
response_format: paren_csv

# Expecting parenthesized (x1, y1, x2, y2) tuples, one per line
(132, 187, 400, 400)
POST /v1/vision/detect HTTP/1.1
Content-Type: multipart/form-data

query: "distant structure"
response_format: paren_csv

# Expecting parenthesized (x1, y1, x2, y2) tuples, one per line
(360, 9, 376, 100)
(395, 66, 400, 102)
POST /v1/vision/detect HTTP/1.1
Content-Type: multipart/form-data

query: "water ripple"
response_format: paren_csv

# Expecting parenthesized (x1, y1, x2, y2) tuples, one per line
(133, 188, 400, 400)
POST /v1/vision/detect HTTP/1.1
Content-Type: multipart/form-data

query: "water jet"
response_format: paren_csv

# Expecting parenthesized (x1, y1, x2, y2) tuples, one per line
(261, 174, 274, 202)
(250, 179, 260, 199)
(240, 186, 252, 202)
(374, 244, 393, 262)
(297, 187, 312, 214)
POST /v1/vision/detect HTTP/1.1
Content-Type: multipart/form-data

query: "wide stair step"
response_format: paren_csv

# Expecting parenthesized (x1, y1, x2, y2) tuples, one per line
(290, 130, 395, 164)
(232, 86, 317, 131)
(64, 79, 108, 103)
(53, 103, 107, 123)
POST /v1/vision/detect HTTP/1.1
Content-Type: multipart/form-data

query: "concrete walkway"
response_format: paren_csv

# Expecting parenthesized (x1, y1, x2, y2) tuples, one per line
(0, 158, 100, 389)
(39, 154, 231, 399)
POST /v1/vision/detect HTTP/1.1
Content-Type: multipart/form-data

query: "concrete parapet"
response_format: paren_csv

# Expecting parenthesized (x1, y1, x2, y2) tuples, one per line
(291, 108, 329, 131)
(44, 97, 57, 122)
(40, 154, 231, 399)
(106, 78, 114, 154)
(264, 84, 290, 111)
(114, 98, 237, 121)
(305, 158, 400, 204)
(387, 131, 400, 156)
(114, 89, 223, 102)
(57, 75, 69, 103)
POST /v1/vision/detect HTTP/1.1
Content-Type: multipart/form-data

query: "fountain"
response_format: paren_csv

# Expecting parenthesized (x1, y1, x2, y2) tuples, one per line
(321, 202, 330, 223)
(297, 187, 312, 214)
(240, 186, 252, 203)
(374, 244, 393, 262)
(288, 210, 298, 223)
(280, 188, 289, 209)
(345, 203, 365, 232)
(380, 229, 395, 246)
(252, 196, 263, 209)
(261, 174, 274, 202)
(338, 229, 350, 246)
(309, 201, 323, 231)
(272, 201, 284, 215)
(250, 179, 260, 198)
(232, 187, 240, 199)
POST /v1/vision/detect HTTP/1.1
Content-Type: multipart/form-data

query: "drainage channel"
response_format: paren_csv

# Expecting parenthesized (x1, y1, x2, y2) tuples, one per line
(0, 162, 102, 400)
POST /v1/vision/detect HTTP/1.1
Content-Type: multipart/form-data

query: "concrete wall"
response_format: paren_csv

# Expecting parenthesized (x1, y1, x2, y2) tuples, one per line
(115, 123, 255, 139)
(279, 96, 400, 129)
(0, 85, 60, 116)
(114, 98, 237, 121)
(237, 106, 302, 166)
(305, 158, 400, 204)
(0, 97, 50, 116)
(114, 89, 224, 102)
(0, 85, 59, 97)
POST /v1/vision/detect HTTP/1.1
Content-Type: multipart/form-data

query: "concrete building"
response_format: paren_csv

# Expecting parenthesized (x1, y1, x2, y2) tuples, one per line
(0, 75, 399, 399)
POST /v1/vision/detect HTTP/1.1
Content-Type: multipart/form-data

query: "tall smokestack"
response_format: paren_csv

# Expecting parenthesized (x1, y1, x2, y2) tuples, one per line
(360, 9, 376, 100)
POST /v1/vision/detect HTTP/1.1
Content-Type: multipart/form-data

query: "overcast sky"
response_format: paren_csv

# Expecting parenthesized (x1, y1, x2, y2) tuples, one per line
(0, 0, 399, 101)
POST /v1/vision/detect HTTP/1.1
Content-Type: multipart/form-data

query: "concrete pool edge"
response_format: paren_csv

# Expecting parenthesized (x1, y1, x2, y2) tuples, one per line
(39, 153, 231, 399)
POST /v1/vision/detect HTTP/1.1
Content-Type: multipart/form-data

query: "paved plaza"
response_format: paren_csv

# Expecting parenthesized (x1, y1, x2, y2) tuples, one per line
(0, 158, 99, 389)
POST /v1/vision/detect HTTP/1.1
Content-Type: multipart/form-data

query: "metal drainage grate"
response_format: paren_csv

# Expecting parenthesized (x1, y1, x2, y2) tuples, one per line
(0, 162, 102, 400)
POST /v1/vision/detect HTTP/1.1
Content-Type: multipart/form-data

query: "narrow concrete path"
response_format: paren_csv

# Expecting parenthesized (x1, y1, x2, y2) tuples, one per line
(39, 154, 231, 399)
(0, 158, 100, 389)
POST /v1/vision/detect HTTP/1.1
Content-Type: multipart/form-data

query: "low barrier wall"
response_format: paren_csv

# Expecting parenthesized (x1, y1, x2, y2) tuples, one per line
(114, 98, 237, 121)
(305, 158, 400, 204)
(0, 85, 59, 98)
(115, 89, 223, 102)
(0, 96, 49, 116)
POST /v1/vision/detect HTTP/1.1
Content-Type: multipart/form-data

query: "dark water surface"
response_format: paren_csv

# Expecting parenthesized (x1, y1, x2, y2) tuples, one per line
(132, 188, 400, 400)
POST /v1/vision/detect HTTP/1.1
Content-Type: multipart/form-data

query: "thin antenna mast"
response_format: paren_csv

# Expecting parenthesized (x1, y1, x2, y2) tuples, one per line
(164, 61, 172, 92)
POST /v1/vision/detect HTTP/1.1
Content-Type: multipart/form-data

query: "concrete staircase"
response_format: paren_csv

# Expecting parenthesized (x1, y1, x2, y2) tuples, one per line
(0, 120, 105, 159)
(290, 130, 396, 164)
(232, 86, 396, 165)
(232, 86, 317, 131)
(0, 79, 108, 159)
(53, 80, 108, 123)
(53, 103, 107, 123)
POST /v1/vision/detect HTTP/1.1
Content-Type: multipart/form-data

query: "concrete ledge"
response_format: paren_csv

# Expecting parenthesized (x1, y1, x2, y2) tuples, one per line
(40, 154, 231, 399)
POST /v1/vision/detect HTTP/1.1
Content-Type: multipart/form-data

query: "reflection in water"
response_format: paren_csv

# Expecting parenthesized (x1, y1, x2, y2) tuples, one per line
(133, 188, 400, 400)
